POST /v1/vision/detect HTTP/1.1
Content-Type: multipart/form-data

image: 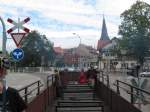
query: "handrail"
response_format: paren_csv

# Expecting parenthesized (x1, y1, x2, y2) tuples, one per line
(116, 79, 150, 105)
(97, 71, 150, 105)
(97, 72, 110, 87)
(18, 80, 41, 92)
(18, 80, 43, 103)
(117, 80, 150, 95)
(21, 84, 43, 98)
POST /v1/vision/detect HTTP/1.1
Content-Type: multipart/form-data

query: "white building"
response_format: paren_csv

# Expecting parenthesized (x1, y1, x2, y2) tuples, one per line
(97, 16, 137, 72)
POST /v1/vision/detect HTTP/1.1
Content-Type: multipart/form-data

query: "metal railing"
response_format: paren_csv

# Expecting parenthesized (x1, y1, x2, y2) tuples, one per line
(97, 71, 150, 104)
(47, 74, 55, 107)
(20, 74, 56, 112)
(115, 80, 150, 105)
(18, 80, 43, 104)
(96, 71, 142, 112)
(97, 71, 110, 87)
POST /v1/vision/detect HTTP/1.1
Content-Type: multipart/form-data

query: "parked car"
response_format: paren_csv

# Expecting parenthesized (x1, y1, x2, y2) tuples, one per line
(139, 72, 150, 77)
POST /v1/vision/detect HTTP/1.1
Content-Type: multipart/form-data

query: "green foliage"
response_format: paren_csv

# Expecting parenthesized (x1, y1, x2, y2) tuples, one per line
(18, 31, 55, 67)
(119, 1, 150, 64)
(131, 78, 148, 105)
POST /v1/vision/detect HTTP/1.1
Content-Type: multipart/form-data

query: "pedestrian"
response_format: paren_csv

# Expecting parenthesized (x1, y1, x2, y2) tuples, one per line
(86, 66, 99, 87)
(0, 78, 27, 112)
(78, 69, 87, 84)
(54, 69, 62, 98)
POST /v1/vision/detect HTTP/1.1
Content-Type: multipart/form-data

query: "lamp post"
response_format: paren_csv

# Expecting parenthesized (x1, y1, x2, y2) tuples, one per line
(0, 16, 7, 56)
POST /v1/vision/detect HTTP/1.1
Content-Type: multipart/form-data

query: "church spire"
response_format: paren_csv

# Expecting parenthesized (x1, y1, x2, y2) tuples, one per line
(100, 16, 110, 40)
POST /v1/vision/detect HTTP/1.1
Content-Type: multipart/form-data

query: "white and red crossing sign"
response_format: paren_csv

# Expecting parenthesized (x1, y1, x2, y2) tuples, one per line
(11, 33, 26, 47)
(7, 17, 30, 33)
(7, 17, 30, 47)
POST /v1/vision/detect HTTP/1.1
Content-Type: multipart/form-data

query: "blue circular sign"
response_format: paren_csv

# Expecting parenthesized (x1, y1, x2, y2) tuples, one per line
(12, 48, 24, 61)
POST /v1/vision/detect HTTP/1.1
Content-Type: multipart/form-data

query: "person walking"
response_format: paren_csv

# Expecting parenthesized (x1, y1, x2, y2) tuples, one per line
(54, 69, 62, 98)
(86, 66, 99, 87)
(78, 69, 87, 84)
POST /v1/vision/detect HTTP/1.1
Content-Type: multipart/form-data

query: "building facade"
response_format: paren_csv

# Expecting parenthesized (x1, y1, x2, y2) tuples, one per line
(97, 17, 137, 72)
(63, 44, 98, 70)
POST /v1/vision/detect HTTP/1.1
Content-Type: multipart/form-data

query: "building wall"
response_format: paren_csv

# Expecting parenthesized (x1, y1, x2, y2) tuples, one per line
(63, 44, 98, 69)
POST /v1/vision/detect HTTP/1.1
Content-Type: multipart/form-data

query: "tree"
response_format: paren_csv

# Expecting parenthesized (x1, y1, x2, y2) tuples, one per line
(119, 1, 150, 65)
(18, 31, 55, 67)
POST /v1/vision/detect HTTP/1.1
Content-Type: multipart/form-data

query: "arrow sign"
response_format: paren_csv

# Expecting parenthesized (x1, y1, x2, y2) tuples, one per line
(12, 48, 24, 61)
(11, 33, 26, 47)
(7, 17, 30, 33)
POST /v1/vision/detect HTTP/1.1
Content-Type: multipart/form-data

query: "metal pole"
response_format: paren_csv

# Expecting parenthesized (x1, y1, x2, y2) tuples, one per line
(116, 80, 120, 95)
(0, 16, 7, 56)
(130, 86, 134, 104)
(0, 16, 7, 112)
(136, 65, 142, 109)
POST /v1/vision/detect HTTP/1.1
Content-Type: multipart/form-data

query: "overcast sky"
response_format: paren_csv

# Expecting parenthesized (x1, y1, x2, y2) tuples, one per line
(0, 0, 150, 51)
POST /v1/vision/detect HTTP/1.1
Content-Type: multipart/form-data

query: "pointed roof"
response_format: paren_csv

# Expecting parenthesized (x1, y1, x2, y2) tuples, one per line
(100, 16, 110, 41)
(97, 16, 111, 50)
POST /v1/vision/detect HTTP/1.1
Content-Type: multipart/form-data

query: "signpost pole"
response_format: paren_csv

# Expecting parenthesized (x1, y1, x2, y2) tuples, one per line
(0, 16, 7, 112)
(0, 16, 7, 56)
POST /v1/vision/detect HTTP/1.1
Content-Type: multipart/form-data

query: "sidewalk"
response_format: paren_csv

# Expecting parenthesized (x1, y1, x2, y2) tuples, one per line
(107, 71, 150, 112)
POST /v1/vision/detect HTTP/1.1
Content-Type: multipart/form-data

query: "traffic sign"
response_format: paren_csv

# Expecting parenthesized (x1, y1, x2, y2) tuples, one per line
(7, 17, 30, 33)
(12, 48, 24, 61)
(11, 33, 26, 47)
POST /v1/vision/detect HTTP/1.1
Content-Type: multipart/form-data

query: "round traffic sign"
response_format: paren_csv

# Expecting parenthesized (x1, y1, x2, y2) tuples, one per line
(12, 48, 24, 61)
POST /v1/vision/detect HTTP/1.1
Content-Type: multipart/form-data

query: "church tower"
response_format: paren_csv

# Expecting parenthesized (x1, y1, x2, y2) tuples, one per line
(97, 16, 111, 50)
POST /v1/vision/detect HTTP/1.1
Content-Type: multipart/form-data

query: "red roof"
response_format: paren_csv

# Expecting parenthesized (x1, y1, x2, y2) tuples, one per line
(53, 47, 64, 54)
(97, 40, 111, 50)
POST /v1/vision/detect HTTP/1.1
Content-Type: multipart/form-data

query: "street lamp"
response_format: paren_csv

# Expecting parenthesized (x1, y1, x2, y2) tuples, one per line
(72, 33, 81, 45)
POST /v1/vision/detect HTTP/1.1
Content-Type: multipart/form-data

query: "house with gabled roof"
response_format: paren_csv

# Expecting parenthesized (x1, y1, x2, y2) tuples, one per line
(97, 17, 136, 72)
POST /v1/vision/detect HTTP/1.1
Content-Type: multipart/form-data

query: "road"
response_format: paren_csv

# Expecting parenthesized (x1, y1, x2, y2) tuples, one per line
(6, 71, 54, 89)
